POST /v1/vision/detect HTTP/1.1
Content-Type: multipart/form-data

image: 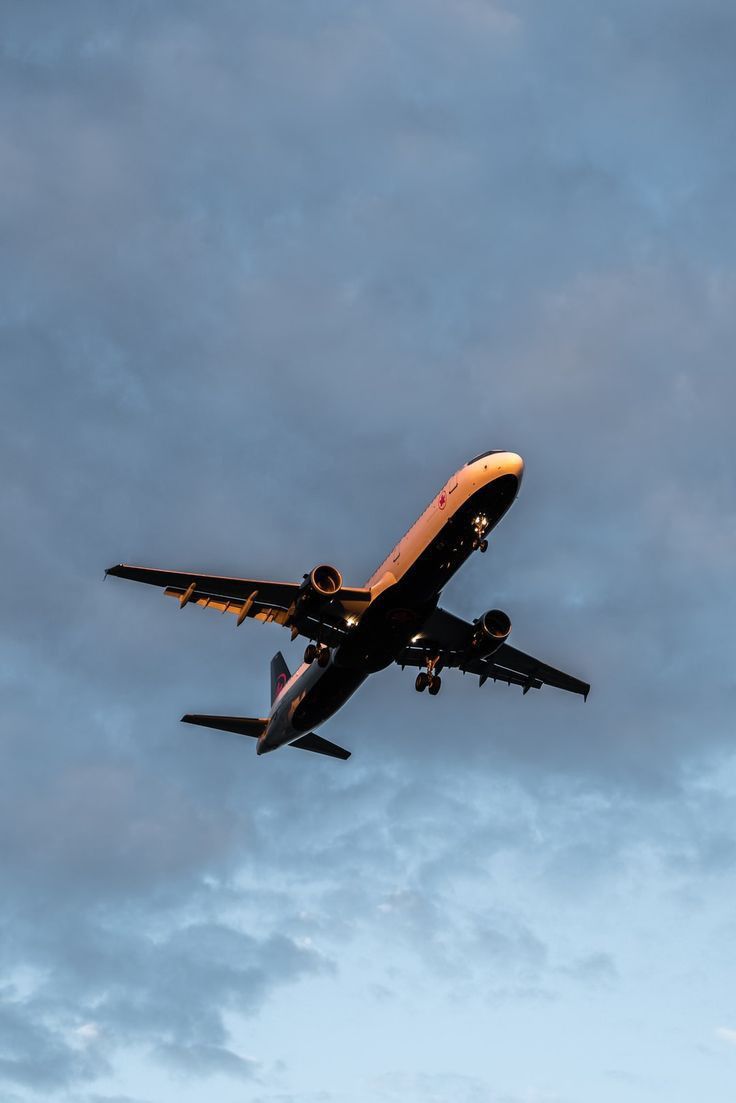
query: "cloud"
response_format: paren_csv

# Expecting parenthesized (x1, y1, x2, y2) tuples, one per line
(152, 1042, 259, 1080)
(559, 952, 617, 985)
(74, 1023, 101, 1042)
(715, 1027, 736, 1046)
(370, 1070, 554, 1103)
(0, 996, 109, 1090)
(84, 1096, 153, 1103)
(2, 0, 736, 1100)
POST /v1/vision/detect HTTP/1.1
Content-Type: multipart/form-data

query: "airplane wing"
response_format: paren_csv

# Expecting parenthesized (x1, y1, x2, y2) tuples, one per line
(488, 642, 590, 698)
(105, 563, 371, 644)
(398, 605, 590, 699)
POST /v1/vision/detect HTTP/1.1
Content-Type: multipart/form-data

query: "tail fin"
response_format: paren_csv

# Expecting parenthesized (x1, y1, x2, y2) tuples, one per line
(270, 651, 291, 704)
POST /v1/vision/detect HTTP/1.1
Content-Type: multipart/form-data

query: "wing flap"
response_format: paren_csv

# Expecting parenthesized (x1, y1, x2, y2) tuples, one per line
(493, 643, 590, 699)
(460, 657, 544, 691)
(164, 588, 292, 626)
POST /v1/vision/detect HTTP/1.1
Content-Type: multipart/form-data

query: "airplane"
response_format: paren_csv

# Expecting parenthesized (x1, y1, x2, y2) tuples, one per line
(106, 450, 589, 761)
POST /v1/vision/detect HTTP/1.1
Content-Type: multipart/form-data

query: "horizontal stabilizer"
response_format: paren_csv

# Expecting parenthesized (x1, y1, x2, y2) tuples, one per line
(289, 733, 351, 760)
(181, 714, 268, 738)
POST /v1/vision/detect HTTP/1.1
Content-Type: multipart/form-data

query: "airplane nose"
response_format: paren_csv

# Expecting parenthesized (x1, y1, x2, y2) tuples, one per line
(504, 452, 524, 484)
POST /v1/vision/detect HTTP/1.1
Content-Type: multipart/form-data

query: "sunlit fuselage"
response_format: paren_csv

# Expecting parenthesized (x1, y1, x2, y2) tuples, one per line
(257, 452, 524, 754)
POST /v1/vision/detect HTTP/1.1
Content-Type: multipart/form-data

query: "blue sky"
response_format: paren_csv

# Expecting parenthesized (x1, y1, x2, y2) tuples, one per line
(2, 2, 736, 1101)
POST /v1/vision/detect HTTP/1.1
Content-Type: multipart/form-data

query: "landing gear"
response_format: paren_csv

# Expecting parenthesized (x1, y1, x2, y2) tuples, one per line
(415, 653, 442, 694)
(471, 514, 489, 552)
(416, 672, 442, 694)
(304, 642, 331, 667)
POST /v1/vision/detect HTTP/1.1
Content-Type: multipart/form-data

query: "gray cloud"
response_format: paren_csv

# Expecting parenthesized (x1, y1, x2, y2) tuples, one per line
(84, 1096, 153, 1103)
(152, 1042, 258, 1080)
(0, 995, 108, 1091)
(3, 1, 736, 1100)
(0, 918, 330, 1078)
(369, 1071, 535, 1103)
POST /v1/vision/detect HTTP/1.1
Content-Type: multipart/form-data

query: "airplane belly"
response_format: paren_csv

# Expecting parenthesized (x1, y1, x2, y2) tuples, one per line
(335, 592, 436, 673)
(400, 473, 519, 596)
(336, 473, 521, 673)
(291, 665, 367, 732)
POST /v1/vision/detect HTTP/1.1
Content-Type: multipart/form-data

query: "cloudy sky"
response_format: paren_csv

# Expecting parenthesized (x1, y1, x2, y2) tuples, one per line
(2, 1, 736, 1100)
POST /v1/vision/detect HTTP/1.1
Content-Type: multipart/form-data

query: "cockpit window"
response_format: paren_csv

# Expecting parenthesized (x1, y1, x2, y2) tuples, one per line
(465, 450, 505, 466)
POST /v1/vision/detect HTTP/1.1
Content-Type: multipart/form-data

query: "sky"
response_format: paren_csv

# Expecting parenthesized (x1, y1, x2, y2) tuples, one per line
(2, 1, 736, 1100)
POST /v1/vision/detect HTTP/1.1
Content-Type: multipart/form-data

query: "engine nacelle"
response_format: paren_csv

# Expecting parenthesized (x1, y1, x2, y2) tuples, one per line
(469, 609, 511, 658)
(304, 563, 343, 601)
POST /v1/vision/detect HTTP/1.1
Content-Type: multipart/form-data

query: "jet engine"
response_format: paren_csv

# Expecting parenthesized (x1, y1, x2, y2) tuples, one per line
(293, 565, 344, 643)
(469, 609, 511, 658)
(307, 564, 343, 598)
(295, 564, 343, 611)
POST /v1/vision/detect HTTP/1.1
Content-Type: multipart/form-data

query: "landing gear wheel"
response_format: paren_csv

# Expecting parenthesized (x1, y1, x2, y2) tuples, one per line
(428, 675, 442, 696)
(479, 539, 488, 553)
(304, 643, 318, 664)
(415, 672, 430, 692)
(317, 645, 330, 668)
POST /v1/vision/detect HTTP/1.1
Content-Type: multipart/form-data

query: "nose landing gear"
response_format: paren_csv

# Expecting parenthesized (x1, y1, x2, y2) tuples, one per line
(471, 514, 489, 553)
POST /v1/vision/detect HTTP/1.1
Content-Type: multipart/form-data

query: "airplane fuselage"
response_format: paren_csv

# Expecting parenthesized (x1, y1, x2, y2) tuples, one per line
(258, 452, 524, 754)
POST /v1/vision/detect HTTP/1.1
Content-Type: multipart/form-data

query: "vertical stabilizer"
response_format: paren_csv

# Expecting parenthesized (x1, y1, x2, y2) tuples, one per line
(270, 651, 291, 704)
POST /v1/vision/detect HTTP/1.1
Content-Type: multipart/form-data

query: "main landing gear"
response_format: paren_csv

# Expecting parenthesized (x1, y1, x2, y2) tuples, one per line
(304, 642, 330, 668)
(415, 652, 442, 695)
(415, 671, 442, 695)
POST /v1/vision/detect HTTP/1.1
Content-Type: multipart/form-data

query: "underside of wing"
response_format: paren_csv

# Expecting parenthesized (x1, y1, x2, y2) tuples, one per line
(289, 733, 351, 760)
(105, 563, 371, 645)
(490, 642, 590, 699)
(398, 605, 590, 699)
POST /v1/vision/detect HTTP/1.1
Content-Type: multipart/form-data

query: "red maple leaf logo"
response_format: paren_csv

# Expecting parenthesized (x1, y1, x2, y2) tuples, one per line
(438, 491, 447, 510)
